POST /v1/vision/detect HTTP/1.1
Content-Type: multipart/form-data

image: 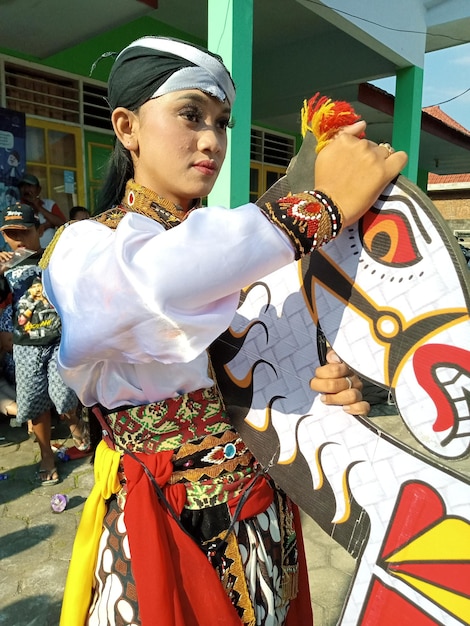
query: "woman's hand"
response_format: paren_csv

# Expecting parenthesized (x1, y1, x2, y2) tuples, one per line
(314, 122, 408, 229)
(310, 348, 370, 416)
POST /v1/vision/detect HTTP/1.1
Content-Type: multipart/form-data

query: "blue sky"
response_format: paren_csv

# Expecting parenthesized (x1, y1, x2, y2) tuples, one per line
(373, 41, 470, 131)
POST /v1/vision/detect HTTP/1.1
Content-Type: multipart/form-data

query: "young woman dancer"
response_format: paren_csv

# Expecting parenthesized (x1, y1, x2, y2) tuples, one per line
(42, 36, 406, 626)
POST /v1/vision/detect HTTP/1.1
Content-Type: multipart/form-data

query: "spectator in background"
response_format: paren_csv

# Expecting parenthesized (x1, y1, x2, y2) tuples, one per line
(19, 174, 66, 248)
(70, 205, 90, 221)
(0, 296, 16, 419)
(0, 298, 15, 387)
(0, 203, 88, 484)
(0, 374, 16, 418)
(0, 187, 21, 252)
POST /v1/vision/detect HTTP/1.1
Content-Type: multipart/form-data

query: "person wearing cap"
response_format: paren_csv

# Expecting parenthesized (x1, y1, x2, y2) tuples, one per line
(19, 174, 66, 248)
(41, 36, 407, 626)
(0, 203, 89, 485)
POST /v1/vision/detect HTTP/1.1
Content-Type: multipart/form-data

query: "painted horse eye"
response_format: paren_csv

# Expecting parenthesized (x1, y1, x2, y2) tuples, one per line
(360, 207, 422, 266)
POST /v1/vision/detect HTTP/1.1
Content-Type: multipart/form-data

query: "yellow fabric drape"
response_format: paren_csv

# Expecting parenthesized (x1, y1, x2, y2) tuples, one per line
(60, 440, 121, 626)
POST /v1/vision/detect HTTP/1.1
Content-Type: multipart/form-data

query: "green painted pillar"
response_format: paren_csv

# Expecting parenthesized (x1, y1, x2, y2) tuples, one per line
(207, 0, 253, 208)
(392, 65, 424, 183)
(417, 167, 429, 193)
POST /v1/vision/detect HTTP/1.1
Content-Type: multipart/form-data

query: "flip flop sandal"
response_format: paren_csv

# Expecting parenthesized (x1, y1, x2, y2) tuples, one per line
(37, 466, 59, 486)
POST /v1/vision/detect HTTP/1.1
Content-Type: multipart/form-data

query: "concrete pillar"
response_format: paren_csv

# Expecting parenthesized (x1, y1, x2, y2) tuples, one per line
(207, 0, 253, 208)
(393, 65, 424, 183)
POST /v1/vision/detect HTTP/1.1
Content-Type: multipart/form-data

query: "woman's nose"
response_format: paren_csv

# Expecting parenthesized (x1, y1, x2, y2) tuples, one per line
(198, 126, 223, 154)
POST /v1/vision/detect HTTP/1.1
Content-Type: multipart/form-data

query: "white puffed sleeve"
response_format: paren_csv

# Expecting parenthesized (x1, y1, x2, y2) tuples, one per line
(44, 203, 294, 371)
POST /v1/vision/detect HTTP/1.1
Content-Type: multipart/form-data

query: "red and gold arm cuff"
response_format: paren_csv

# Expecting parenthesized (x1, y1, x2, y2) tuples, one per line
(260, 190, 343, 260)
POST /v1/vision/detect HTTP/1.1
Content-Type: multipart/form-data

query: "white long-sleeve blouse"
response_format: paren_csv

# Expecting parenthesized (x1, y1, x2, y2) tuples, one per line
(43, 203, 295, 409)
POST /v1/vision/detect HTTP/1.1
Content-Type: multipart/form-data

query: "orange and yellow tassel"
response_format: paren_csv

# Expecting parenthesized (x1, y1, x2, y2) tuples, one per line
(301, 92, 364, 153)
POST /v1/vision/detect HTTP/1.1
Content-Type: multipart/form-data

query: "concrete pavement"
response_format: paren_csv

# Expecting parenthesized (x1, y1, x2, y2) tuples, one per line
(0, 416, 94, 626)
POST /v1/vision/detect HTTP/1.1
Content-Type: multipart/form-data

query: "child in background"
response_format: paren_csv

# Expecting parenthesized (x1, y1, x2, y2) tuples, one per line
(0, 203, 89, 484)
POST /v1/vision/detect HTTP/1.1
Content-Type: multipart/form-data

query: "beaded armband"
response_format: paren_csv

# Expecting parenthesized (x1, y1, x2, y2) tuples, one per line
(260, 190, 343, 259)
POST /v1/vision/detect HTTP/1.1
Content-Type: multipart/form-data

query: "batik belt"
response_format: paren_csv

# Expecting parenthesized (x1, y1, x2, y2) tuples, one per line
(98, 386, 261, 509)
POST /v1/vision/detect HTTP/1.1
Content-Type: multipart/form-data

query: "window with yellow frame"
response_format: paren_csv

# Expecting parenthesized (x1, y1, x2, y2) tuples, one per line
(87, 140, 114, 214)
(25, 118, 84, 219)
(250, 163, 286, 204)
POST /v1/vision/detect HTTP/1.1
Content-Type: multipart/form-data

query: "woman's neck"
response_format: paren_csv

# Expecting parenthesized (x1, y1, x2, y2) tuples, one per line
(121, 180, 188, 221)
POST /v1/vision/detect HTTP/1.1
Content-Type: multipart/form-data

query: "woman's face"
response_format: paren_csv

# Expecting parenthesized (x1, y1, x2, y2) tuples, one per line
(130, 90, 231, 211)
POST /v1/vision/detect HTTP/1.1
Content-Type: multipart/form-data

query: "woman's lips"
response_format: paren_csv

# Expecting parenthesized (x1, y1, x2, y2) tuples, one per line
(193, 160, 218, 176)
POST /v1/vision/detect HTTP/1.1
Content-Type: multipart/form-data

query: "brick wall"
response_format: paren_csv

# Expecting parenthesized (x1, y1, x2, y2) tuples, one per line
(428, 193, 470, 232)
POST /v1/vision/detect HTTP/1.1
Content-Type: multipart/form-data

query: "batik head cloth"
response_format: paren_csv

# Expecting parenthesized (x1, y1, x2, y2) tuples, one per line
(108, 36, 236, 110)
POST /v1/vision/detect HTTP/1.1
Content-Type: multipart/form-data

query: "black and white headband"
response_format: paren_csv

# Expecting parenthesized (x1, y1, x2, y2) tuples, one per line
(107, 36, 236, 110)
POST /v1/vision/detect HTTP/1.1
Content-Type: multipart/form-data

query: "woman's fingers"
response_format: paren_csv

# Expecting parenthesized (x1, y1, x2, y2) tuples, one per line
(339, 120, 367, 138)
(311, 374, 369, 416)
(309, 349, 369, 415)
(310, 369, 363, 394)
(340, 399, 370, 417)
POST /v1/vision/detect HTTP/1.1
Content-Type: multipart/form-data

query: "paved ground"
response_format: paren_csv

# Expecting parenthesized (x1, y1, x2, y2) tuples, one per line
(0, 417, 94, 626)
(1, 408, 468, 626)
(0, 413, 350, 626)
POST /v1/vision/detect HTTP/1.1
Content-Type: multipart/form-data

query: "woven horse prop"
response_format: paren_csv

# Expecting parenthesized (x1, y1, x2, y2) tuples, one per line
(211, 96, 470, 626)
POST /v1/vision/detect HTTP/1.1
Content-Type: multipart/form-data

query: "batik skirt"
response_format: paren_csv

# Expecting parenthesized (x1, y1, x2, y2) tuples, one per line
(67, 387, 312, 626)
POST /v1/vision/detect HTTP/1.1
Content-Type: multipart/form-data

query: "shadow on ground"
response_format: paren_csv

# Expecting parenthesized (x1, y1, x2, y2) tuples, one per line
(0, 595, 62, 626)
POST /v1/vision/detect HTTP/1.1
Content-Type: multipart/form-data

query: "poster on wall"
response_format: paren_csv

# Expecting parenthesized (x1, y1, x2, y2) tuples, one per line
(0, 107, 26, 215)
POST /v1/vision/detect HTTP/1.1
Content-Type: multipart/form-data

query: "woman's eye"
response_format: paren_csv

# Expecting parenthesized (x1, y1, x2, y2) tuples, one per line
(181, 107, 201, 123)
(218, 118, 231, 130)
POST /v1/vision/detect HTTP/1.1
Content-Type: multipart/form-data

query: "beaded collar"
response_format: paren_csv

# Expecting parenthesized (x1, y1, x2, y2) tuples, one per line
(94, 180, 193, 231)
(122, 179, 189, 226)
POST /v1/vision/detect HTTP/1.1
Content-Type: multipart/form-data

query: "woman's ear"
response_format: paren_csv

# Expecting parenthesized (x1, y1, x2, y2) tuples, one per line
(112, 107, 139, 151)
